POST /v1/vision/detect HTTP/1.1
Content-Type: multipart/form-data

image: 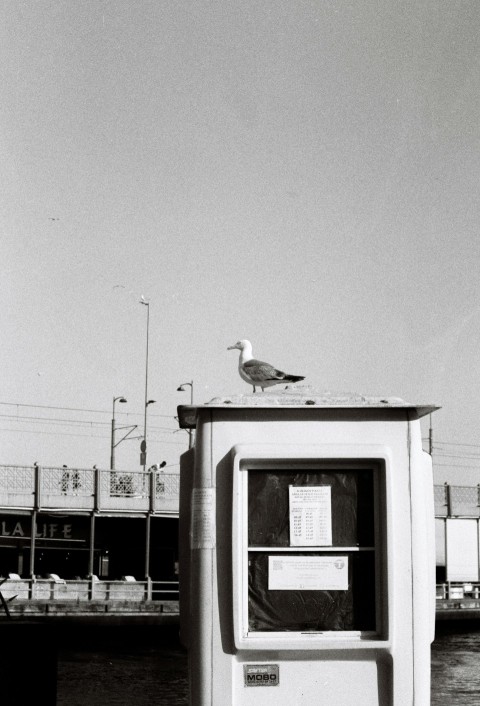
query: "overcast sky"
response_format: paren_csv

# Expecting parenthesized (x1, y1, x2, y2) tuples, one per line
(2, 1, 480, 483)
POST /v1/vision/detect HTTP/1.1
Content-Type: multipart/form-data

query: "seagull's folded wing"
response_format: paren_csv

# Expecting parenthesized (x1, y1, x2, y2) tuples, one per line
(243, 359, 286, 382)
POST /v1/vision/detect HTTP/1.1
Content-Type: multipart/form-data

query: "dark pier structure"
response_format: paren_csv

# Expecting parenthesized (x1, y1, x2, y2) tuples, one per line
(0, 463, 179, 622)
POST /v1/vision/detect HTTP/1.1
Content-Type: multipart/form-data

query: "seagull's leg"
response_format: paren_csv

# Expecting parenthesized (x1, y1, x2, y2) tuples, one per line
(253, 385, 257, 393)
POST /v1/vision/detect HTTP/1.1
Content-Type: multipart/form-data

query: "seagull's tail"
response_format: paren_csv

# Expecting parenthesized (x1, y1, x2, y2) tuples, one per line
(284, 375, 305, 383)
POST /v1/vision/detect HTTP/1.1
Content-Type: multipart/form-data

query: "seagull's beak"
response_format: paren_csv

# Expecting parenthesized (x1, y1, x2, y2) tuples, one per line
(227, 344, 237, 350)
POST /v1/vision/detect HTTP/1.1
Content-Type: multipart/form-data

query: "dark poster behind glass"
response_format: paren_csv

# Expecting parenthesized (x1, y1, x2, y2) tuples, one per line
(247, 468, 377, 632)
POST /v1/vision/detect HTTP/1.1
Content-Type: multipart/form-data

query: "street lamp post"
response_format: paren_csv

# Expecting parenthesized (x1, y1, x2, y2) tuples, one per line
(177, 381, 194, 448)
(140, 297, 152, 471)
(142, 399, 156, 470)
(177, 380, 194, 404)
(110, 396, 127, 469)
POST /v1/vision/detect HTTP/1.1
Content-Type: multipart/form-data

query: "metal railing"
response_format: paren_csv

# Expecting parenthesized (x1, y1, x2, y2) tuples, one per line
(436, 582, 480, 601)
(0, 576, 179, 603)
(0, 464, 180, 514)
(434, 484, 480, 518)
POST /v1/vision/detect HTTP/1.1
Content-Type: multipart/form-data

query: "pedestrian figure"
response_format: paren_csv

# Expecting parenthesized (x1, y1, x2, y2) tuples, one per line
(60, 465, 70, 495)
(153, 461, 167, 495)
(72, 469, 81, 494)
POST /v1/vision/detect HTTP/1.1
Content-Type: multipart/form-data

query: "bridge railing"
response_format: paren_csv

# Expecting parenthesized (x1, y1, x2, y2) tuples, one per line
(434, 484, 480, 517)
(0, 465, 179, 514)
(2, 474, 475, 518)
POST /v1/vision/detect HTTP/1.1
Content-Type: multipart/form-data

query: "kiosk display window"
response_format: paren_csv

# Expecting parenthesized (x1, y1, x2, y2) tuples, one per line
(240, 464, 383, 635)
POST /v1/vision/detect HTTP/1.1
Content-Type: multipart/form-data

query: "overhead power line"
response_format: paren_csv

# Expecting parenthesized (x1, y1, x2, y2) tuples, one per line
(0, 400, 175, 419)
(0, 413, 176, 433)
(434, 462, 480, 469)
(434, 453, 480, 460)
(434, 440, 480, 449)
(0, 427, 188, 444)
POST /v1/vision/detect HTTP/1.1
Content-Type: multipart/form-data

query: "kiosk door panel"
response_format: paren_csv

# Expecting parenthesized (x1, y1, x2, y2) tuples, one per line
(244, 465, 381, 635)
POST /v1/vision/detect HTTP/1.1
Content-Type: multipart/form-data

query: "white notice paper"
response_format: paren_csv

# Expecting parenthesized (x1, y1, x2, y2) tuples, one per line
(289, 486, 332, 546)
(191, 488, 215, 549)
(268, 555, 348, 591)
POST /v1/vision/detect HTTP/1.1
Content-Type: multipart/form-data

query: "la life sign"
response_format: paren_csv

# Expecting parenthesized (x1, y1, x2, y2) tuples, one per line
(0, 519, 74, 540)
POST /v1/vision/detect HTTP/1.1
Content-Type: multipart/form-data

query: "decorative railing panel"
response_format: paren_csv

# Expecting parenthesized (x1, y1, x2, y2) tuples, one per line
(449, 485, 480, 517)
(0, 466, 34, 492)
(40, 466, 95, 510)
(99, 470, 149, 512)
(41, 467, 94, 496)
(0, 466, 35, 508)
(153, 472, 180, 513)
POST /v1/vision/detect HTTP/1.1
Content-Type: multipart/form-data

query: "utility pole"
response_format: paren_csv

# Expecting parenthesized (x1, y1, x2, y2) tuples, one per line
(428, 413, 433, 455)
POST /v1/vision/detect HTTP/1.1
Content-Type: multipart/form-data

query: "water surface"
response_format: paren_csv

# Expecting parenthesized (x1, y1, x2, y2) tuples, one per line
(431, 620, 480, 705)
(54, 621, 480, 705)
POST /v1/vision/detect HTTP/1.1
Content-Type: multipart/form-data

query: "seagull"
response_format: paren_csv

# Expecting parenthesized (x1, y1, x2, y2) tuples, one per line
(227, 339, 305, 393)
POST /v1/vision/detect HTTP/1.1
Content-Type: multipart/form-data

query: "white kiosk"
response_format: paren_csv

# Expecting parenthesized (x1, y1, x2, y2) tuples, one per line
(177, 391, 439, 706)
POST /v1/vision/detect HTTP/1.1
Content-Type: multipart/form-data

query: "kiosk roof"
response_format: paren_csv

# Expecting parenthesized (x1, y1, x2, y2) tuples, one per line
(177, 388, 440, 429)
